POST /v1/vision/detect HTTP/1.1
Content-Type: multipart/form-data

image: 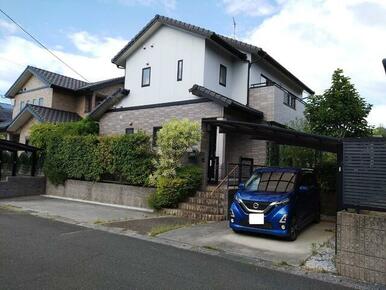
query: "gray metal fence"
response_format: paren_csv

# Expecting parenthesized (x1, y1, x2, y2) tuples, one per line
(342, 138, 386, 211)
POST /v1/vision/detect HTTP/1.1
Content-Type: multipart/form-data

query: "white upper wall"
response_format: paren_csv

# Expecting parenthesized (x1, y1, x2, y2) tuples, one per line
(118, 25, 205, 107)
(203, 41, 248, 104)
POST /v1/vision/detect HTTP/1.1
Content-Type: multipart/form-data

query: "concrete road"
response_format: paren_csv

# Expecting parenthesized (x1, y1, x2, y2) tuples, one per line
(0, 208, 354, 290)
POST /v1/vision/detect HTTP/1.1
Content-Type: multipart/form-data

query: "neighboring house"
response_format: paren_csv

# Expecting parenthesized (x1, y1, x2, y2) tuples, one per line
(5, 66, 124, 143)
(97, 15, 314, 185)
(0, 102, 13, 132)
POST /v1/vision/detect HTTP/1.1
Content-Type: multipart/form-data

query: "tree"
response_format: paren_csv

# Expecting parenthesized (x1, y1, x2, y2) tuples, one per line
(305, 68, 372, 138)
(151, 118, 201, 180)
(373, 125, 386, 137)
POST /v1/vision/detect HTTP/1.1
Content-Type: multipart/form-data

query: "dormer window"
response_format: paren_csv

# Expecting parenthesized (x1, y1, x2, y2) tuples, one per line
(219, 64, 227, 87)
(141, 67, 151, 87)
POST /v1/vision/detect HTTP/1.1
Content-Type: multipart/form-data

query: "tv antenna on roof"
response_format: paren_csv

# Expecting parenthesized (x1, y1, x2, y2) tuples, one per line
(232, 17, 236, 39)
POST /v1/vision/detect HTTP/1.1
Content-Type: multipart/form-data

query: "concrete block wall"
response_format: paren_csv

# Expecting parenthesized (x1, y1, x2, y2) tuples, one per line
(336, 211, 386, 285)
(0, 176, 46, 198)
(46, 179, 155, 210)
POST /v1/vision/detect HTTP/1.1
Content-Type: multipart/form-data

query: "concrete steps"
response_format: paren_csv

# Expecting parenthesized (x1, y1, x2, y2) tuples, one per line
(162, 187, 227, 221)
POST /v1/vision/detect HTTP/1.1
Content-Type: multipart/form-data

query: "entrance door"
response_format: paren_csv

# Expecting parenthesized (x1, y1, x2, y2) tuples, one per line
(207, 125, 218, 184)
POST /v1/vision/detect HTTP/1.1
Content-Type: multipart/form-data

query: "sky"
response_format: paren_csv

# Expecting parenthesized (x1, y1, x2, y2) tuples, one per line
(0, 0, 385, 126)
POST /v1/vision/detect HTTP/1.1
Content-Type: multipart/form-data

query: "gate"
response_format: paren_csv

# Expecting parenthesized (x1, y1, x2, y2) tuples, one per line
(342, 138, 386, 211)
(238, 157, 254, 184)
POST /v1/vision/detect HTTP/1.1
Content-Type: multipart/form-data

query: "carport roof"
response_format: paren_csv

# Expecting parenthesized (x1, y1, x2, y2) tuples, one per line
(204, 119, 341, 153)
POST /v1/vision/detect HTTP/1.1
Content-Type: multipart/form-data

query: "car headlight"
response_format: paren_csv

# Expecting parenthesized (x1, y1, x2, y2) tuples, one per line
(273, 198, 290, 206)
(235, 194, 242, 204)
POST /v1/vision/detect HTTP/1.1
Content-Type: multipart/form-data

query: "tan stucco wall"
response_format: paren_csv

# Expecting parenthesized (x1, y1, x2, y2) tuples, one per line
(17, 117, 38, 144)
(51, 91, 79, 113)
(12, 75, 53, 118)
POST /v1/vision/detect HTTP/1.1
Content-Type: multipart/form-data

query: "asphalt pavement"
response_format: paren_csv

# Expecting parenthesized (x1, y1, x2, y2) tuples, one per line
(0, 208, 357, 290)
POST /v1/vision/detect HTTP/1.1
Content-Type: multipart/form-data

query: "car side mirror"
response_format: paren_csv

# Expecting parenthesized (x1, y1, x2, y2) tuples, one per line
(299, 185, 309, 193)
(238, 183, 245, 190)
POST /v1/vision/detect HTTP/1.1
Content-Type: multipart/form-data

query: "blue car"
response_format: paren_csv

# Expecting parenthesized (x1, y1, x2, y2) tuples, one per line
(229, 167, 320, 241)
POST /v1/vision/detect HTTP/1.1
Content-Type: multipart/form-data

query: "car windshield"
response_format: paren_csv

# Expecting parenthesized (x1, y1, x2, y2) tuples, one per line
(244, 171, 296, 193)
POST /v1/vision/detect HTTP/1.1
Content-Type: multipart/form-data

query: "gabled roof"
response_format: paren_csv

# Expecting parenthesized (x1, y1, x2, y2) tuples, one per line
(88, 88, 130, 120)
(5, 66, 124, 98)
(189, 84, 263, 118)
(112, 15, 314, 94)
(7, 104, 81, 133)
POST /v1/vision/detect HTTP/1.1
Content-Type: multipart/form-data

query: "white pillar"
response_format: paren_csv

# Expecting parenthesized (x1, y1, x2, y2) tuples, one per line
(215, 126, 226, 180)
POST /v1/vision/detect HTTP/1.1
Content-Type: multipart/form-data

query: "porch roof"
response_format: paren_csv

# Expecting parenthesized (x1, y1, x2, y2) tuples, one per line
(204, 119, 341, 153)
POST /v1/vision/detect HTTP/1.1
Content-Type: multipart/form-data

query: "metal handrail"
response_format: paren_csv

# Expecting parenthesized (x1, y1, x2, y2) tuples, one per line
(210, 165, 239, 196)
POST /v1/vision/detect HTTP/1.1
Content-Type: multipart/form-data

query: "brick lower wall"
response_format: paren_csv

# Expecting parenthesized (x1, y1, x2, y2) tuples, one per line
(336, 211, 386, 285)
(46, 179, 155, 210)
(0, 176, 46, 198)
(99, 101, 223, 136)
(226, 133, 267, 165)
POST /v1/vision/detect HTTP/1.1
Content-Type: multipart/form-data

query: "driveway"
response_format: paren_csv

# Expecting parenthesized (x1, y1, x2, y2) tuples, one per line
(0, 207, 359, 290)
(158, 220, 335, 266)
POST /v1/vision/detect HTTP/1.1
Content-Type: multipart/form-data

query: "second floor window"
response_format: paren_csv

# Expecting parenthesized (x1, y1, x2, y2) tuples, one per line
(20, 101, 25, 111)
(284, 92, 296, 110)
(219, 64, 227, 87)
(177, 60, 183, 81)
(142, 67, 151, 87)
(32, 99, 37, 105)
(38, 98, 44, 106)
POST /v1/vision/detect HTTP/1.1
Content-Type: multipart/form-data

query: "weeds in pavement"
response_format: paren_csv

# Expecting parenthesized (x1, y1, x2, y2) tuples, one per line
(149, 224, 188, 236)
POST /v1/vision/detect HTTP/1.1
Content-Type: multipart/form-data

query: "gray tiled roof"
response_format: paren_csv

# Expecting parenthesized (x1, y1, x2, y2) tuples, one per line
(112, 15, 261, 64)
(88, 88, 130, 120)
(189, 84, 263, 118)
(28, 66, 88, 90)
(78, 76, 124, 91)
(27, 105, 81, 123)
(0, 102, 13, 122)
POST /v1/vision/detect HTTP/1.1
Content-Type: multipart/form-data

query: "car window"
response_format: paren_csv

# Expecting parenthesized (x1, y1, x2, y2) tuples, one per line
(245, 171, 296, 193)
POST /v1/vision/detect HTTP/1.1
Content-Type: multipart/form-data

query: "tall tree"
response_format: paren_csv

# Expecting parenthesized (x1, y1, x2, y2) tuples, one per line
(373, 125, 386, 137)
(305, 68, 372, 138)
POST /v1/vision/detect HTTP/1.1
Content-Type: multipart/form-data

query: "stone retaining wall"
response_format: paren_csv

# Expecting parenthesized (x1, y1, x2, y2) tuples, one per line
(0, 176, 46, 198)
(46, 179, 155, 210)
(336, 211, 386, 285)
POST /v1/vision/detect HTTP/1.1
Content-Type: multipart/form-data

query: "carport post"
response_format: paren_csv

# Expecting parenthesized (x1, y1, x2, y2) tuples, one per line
(336, 144, 343, 211)
(31, 151, 37, 176)
(11, 151, 17, 176)
(0, 150, 2, 180)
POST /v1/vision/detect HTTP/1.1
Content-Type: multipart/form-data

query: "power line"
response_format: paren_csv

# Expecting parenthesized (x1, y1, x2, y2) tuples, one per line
(0, 8, 89, 82)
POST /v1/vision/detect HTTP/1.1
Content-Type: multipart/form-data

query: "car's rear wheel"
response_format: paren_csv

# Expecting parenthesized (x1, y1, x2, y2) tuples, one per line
(288, 217, 298, 241)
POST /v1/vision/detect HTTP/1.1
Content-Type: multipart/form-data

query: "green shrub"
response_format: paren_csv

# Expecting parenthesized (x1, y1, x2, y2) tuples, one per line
(109, 133, 154, 185)
(29, 118, 98, 149)
(149, 165, 202, 209)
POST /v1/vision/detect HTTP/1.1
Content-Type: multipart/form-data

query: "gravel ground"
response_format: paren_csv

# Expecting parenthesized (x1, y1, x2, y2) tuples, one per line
(304, 236, 336, 273)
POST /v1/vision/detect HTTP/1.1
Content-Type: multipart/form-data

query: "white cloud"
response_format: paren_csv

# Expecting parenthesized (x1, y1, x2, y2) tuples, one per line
(243, 0, 386, 126)
(222, 0, 284, 16)
(368, 105, 386, 128)
(0, 31, 127, 97)
(0, 19, 18, 34)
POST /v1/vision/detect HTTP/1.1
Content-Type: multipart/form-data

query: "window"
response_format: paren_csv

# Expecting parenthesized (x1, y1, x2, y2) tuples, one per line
(38, 98, 44, 106)
(20, 101, 25, 111)
(219, 64, 227, 86)
(125, 128, 134, 134)
(141, 67, 151, 87)
(152, 126, 162, 146)
(284, 92, 296, 109)
(177, 59, 183, 81)
(32, 99, 37, 105)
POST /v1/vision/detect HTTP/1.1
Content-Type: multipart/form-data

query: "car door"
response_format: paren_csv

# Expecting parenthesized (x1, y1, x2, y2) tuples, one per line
(296, 173, 314, 227)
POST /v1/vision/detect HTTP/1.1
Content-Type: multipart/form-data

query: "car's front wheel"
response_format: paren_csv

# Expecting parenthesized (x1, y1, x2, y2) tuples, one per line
(288, 217, 298, 241)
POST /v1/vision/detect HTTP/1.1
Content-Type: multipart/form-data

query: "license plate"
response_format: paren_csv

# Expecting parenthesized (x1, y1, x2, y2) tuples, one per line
(249, 213, 264, 225)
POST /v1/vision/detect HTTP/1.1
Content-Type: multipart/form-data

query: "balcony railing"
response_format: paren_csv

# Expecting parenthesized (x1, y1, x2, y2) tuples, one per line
(250, 81, 306, 107)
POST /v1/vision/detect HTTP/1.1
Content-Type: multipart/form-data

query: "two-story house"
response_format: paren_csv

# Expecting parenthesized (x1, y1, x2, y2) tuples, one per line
(5, 66, 124, 143)
(96, 15, 313, 186)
